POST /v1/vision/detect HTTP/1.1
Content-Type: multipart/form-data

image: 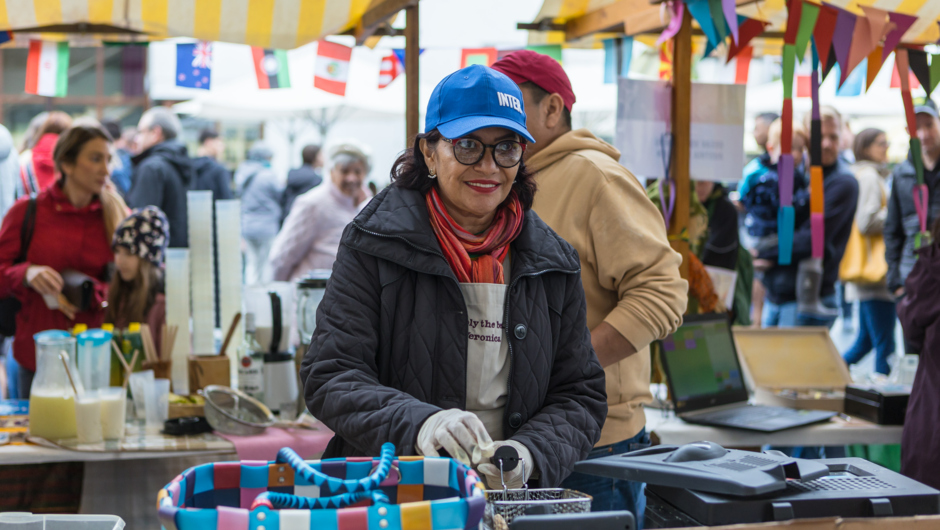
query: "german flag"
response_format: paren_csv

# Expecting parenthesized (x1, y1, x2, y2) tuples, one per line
(252, 48, 290, 89)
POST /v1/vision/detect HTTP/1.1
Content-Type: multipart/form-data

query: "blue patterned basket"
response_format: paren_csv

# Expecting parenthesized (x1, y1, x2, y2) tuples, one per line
(157, 443, 486, 530)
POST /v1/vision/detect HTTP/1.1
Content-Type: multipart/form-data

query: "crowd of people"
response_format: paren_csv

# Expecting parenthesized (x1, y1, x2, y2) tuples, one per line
(0, 47, 937, 523)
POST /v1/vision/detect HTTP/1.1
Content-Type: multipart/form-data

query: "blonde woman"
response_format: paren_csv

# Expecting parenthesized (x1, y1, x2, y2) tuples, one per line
(0, 123, 127, 396)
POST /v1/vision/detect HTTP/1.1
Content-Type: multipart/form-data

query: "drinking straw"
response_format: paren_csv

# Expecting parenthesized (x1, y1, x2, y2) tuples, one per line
(219, 312, 242, 357)
(122, 350, 140, 393)
(113, 342, 130, 373)
(59, 351, 79, 397)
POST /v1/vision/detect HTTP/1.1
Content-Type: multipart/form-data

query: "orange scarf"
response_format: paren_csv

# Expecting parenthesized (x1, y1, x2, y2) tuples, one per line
(426, 186, 524, 284)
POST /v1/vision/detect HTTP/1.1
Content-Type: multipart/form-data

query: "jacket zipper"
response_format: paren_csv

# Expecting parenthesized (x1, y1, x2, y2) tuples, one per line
(352, 222, 580, 436)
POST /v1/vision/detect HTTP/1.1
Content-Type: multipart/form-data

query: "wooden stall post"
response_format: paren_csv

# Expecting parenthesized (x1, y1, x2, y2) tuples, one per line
(669, 9, 692, 280)
(405, 3, 420, 147)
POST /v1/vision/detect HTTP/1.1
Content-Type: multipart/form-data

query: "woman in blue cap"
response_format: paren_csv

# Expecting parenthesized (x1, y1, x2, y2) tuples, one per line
(300, 65, 606, 488)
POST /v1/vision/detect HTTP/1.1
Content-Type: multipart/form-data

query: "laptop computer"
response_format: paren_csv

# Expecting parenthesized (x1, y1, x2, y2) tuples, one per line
(659, 314, 836, 432)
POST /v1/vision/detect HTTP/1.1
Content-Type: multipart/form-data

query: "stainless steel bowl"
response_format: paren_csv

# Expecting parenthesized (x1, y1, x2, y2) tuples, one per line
(201, 385, 275, 436)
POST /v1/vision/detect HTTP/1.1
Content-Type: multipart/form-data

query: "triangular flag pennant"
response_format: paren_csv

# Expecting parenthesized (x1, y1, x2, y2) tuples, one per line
(836, 60, 866, 96)
(823, 46, 838, 80)
(735, 46, 753, 83)
(831, 5, 857, 86)
(930, 54, 940, 95)
(843, 6, 889, 85)
(891, 56, 921, 89)
(867, 46, 884, 91)
(882, 11, 918, 62)
(795, 1, 820, 60)
(727, 17, 769, 63)
(909, 49, 932, 96)
(813, 4, 839, 72)
(783, 0, 803, 44)
(25, 40, 69, 97)
(688, 0, 721, 49)
(723, 0, 739, 43)
(709, 0, 730, 42)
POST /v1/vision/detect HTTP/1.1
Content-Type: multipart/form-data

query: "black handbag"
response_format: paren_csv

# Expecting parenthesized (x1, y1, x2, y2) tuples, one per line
(0, 196, 38, 338)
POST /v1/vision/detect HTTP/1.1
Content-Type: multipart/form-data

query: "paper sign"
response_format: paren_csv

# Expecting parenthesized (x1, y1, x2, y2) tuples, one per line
(778, 206, 795, 265)
(795, 2, 820, 61)
(813, 4, 839, 72)
(615, 79, 746, 181)
(811, 212, 825, 259)
(778, 154, 794, 206)
(810, 166, 825, 213)
(705, 266, 738, 312)
(882, 11, 919, 62)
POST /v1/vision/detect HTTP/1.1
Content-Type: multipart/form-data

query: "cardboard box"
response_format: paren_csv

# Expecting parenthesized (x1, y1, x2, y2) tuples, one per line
(732, 327, 852, 412)
(671, 515, 940, 529)
(187, 355, 231, 393)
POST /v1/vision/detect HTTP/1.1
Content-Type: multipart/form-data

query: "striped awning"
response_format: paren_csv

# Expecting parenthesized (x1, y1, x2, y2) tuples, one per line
(0, 0, 373, 48)
(532, 0, 940, 45)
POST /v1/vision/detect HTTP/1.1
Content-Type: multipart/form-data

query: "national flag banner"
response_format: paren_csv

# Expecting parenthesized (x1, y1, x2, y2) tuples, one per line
(378, 52, 403, 89)
(176, 41, 212, 90)
(0, 31, 12, 46)
(659, 41, 673, 81)
(25, 40, 69, 97)
(315, 40, 352, 96)
(252, 47, 290, 89)
(461, 48, 498, 68)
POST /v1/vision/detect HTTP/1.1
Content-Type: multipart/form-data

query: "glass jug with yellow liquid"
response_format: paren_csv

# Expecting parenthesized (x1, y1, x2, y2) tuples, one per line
(29, 331, 84, 440)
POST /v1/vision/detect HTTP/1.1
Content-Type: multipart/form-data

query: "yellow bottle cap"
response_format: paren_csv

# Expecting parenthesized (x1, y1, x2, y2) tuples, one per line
(129, 322, 141, 333)
(101, 323, 114, 332)
(72, 323, 88, 335)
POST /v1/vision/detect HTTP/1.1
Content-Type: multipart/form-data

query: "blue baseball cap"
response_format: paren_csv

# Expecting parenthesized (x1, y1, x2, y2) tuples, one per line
(425, 65, 535, 143)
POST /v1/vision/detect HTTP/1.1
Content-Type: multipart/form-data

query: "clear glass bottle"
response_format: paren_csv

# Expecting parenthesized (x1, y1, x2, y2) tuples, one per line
(237, 313, 265, 402)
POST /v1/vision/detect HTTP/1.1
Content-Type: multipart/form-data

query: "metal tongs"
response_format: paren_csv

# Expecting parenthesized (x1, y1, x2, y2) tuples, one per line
(491, 444, 528, 501)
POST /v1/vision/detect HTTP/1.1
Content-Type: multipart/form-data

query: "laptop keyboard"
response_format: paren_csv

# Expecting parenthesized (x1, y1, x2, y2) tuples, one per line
(693, 406, 811, 427)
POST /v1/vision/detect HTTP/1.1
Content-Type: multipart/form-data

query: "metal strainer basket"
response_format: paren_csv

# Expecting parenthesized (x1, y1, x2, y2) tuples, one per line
(201, 385, 275, 435)
(484, 488, 592, 527)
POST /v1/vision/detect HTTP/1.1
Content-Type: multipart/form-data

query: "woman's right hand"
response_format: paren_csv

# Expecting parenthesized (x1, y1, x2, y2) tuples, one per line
(26, 265, 64, 297)
(416, 409, 494, 466)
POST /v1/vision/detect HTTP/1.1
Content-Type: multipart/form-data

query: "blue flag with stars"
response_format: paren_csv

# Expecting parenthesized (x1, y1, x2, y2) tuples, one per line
(176, 42, 212, 90)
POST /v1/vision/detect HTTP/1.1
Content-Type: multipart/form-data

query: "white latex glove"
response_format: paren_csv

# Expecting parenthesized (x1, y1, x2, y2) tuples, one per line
(477, 440, 533, 490)
(416, 409, 494, 466)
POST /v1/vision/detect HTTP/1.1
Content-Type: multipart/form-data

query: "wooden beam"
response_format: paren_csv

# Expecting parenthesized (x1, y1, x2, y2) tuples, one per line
(564, 0, 647, 41)
(356, 0, 417, 43)
(405, 3, 419, 147)
(670, 9, 692, 281)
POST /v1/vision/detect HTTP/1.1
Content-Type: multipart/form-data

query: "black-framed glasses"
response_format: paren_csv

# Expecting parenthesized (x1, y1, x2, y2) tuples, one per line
(446, 137, 526, 168)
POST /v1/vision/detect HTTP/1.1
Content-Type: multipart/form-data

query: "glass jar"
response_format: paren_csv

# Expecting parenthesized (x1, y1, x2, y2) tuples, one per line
(29, 332, 83, 440)
(295, 270, 331, 346)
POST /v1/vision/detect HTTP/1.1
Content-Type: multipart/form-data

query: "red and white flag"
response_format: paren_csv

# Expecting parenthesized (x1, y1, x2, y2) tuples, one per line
(25, 40, 69, 97)
(378, 52, 403, 89)
(315, 40, 352, 96)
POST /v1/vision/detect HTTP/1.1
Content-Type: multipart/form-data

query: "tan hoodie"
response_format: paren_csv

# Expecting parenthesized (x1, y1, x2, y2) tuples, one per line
(527, 129, 688, 446)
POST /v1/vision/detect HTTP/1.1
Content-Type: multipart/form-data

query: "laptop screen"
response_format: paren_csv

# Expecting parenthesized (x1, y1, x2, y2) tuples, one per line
(660, 314, 749, 413)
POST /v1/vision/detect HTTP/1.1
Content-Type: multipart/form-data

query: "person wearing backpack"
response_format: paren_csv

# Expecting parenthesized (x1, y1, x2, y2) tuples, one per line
(0, 124, 127, 397)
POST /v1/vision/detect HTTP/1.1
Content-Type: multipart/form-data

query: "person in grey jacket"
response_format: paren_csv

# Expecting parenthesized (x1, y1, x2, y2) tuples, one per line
(301, 65, 606, 489)
(886, 100, 940, 298)
(236, 142, 282, 285)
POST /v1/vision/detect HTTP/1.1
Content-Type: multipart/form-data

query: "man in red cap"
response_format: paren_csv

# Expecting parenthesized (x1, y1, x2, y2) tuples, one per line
(493, 50, 687, 521)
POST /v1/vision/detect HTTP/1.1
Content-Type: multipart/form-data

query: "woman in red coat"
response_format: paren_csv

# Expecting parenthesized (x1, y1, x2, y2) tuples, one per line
(0, 123, 127, 396)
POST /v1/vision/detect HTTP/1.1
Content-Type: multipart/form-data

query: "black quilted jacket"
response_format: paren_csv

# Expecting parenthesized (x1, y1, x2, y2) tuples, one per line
(300, 185, 607, 487)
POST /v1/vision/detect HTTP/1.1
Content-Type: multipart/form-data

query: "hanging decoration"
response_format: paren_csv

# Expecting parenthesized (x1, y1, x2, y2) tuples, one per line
(808, 43, 825, 260)
(896, 48, 932, 249)
(831, 6, 857, 86)
(658, 0, 686, 46)
(882, 11, 919, 62)
(460, 48, 498, 68)
(314, 40, 352, 96)
(777, 0, 800, 266)
(251, 48, 290, 89)
(843, 6, 889, 86)
(175, 41, 212, 90)
(378, 52, 404, 89)
(603, 37, 633, 83)
(727, 17, 770, 62)
(813, 3, 839, 74)
(25, 40, 69, 97)
(660, 41, 674, 81)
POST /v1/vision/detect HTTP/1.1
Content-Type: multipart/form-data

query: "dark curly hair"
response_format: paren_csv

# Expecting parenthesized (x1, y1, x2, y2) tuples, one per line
(390, 129, 537, 211)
